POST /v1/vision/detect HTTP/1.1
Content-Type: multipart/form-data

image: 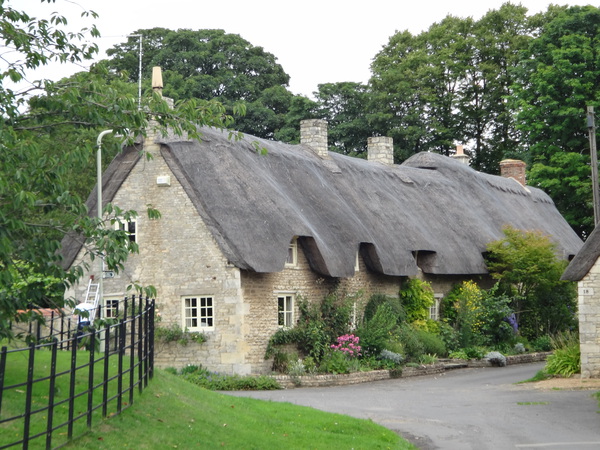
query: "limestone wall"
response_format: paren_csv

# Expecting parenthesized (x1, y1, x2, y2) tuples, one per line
(66, 137, 248, 375)
(577, 259, 600, 378)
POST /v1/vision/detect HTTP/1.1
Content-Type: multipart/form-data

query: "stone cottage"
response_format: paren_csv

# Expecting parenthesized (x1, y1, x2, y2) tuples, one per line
(561, 227, 600, 378)
(61, 109, 582, 375)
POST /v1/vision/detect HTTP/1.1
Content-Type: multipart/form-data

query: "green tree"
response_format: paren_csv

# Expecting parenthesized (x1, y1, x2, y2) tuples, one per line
(485, 226, 576, 340)
(512, 5, 600, 238)
(0, 2, 234, 339)
(464, 3, 532, 173)
(314, 82, 371, 157)
(105, 28, 292, 139)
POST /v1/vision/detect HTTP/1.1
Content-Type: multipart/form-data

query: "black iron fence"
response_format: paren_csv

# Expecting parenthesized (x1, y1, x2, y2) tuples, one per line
(0, 296, 155, 449)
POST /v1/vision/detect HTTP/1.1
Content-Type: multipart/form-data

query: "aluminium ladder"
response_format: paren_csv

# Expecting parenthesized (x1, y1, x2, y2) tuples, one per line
(75, 277, 100, 322)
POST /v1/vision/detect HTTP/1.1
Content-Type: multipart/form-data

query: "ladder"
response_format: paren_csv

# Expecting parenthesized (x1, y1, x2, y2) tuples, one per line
(76, 277, 100, 322)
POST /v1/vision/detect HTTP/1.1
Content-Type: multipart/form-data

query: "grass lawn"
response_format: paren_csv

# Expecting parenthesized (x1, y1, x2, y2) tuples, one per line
(65, 370, 415, 449)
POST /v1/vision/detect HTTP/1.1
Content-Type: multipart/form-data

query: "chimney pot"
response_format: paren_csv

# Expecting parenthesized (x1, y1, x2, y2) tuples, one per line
(152, 66, 163, 94)
(451, 144, 470, 165)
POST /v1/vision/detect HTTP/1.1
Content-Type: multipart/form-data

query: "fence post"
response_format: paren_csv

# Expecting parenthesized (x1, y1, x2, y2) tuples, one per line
(23, 343, 36, 450)
(129, 296, 137, 406)
(102, 326, 111, 418)
(149, 298, 155, 380)
(45, 340, 59, 449)
(86, 329, 96, 429)
(67, 334, 78, 440)
(0, 347, 6, 413)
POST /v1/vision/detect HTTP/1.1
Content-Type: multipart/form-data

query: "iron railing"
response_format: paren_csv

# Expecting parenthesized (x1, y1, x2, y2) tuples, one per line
(0, 296, 155, 449)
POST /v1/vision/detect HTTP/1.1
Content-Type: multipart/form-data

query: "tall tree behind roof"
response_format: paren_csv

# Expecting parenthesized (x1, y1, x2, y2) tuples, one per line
(105, 28, 293, 139)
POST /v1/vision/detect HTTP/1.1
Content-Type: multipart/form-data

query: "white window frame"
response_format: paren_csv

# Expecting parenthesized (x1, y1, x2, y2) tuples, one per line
(182, 296, 214, 331)
(103, 298, 120, 319)
(285, 238, 298, 267)
(429, 294, 443, 321)
(354, 252, 360, 272)
(114, 218, 138, 243)
(277, 293, 295, 328)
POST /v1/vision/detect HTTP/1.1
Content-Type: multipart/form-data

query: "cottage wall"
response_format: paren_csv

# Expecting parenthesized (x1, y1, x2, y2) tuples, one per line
(576, 259, 600, 378)
(66, 137, 249, 375)
(240, 248, 404, 374)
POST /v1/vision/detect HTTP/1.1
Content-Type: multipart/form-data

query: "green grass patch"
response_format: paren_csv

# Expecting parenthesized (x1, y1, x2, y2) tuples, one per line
(65, 370, 415, 449)
(516, 369, 552, 384)
(1, 340, 135, 448)
(517, 402, 550, 406)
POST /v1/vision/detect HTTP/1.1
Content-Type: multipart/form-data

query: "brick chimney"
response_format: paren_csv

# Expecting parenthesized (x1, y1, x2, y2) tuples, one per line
(500, 159, 526, 186)
(367, 136, 394, 166)
(452, 144, 470, 165)
(300, 119, 329, 158)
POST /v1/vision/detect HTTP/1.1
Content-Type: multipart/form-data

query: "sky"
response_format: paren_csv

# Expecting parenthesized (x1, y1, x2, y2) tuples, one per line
(8, 0, 595, 98)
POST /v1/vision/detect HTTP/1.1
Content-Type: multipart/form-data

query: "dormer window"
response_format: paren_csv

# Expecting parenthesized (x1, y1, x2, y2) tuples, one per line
(285, 238, 298, 267)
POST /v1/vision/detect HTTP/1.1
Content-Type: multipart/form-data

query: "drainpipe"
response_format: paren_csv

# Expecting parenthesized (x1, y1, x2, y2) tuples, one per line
(96, 129, 114, 309)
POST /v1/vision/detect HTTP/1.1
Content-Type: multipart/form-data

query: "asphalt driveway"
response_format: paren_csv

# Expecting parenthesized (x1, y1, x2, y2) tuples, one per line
(226, 362, 600, 449)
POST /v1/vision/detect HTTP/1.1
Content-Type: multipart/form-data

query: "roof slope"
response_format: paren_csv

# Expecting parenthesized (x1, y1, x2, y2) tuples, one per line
(562, 225, 600, 281)
(159, 127, 581, 277)
(61, 127, 583, 277)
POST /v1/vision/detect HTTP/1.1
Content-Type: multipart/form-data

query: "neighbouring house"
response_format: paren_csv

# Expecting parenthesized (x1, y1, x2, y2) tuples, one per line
(561, 227, 600, 378)
(60, 88, 582, 375)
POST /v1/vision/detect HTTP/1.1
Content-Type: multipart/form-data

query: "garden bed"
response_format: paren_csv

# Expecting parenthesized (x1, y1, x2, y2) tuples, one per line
(271, 352, 551, 389)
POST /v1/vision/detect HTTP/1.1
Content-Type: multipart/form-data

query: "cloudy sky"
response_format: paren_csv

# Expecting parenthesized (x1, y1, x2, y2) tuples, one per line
(9, 0, 593, 97)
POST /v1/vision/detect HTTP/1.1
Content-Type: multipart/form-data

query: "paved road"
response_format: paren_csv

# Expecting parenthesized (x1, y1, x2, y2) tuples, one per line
(226, 363, 600, 449)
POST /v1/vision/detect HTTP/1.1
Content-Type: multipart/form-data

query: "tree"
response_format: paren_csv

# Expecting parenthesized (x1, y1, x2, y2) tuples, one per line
(105, 28, 293, 139)
(0, 1, 234, 340)
(314, 82, 372, 157)
(485, 226, 576, 340)
(463, 3, 532, 173)
(512, 5, 600, 238)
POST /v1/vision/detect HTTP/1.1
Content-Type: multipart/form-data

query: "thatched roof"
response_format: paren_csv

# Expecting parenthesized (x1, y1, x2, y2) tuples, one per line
(61, 127, 583, 278)
(562, 225, 600, 281)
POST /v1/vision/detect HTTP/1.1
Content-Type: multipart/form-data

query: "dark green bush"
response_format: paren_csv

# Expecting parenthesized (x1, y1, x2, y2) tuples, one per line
(181, 366, 281, 390)
(318, 350, 350, 374)
(531, 335, 552, 352)
(414, 329, 447, 357)
(363, 294, 405, 324)
(355, 303, 397, 356)
(395, 323, 425, 359)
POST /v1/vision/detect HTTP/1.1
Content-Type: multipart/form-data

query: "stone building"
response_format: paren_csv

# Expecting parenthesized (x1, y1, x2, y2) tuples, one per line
(61, 112, 582, 375)
(561, 227, 600, 378)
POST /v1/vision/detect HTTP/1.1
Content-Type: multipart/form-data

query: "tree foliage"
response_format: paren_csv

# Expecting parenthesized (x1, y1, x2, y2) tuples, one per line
(485, 226, 576, 340)
(105, 28, 293, 139)
(512, 5, 600, 237)
(0, 1, 234, 339)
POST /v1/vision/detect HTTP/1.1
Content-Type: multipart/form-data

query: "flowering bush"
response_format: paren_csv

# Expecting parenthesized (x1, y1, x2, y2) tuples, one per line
(331, 334, 362, 358)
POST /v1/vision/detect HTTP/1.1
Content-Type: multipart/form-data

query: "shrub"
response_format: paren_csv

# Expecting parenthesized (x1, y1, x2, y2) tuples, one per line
(395, 323, 425, 360)
(545, 331, 580, 377)
(181, 366, 281, 390)
(400, 279, 434, 322)
(287, 359, 306, 377)
(155, 324, 207, 345)
(379, 349, 404, 365)
(330, 334, 362, 358)
(531, 335, 552, 352)
(414, 329, 447, 357)
(363, 294, 405, 324)
(418, 354, 438, 365)
(485, 351, 507, 367)
(355, 303, 397, 356)
(319, 350, 350, 374)
(513, 343, 526, 354)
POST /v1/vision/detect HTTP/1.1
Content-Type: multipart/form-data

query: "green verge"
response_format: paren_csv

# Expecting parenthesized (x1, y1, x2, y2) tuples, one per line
(66, 370, 414, 449)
